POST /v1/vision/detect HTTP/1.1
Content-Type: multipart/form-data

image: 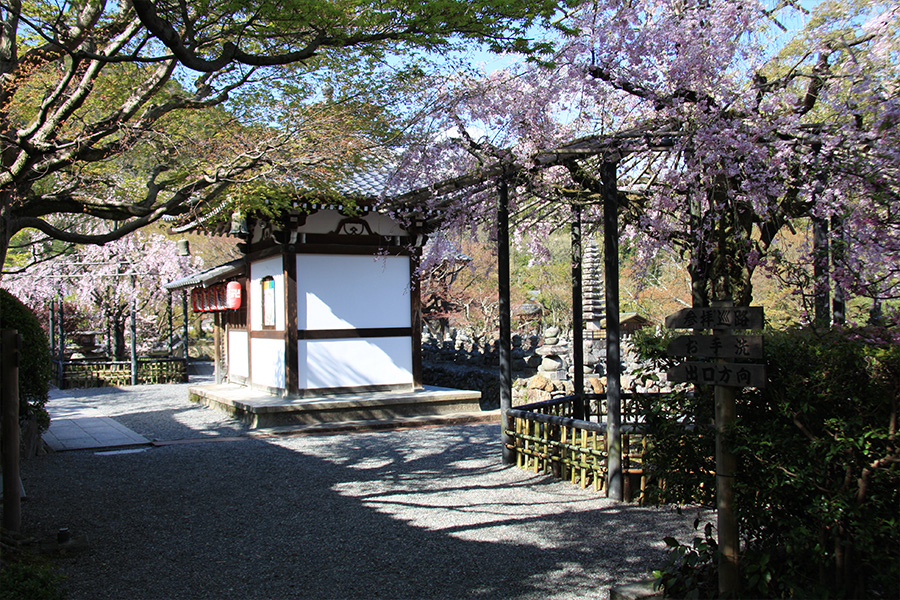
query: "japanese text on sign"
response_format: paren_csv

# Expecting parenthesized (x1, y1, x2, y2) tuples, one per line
(667, 362, 767, 388)
(667, 335, 764, 359)
(665, 307, 764, 330)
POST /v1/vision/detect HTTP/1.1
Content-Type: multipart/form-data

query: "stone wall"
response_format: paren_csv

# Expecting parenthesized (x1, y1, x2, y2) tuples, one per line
(421, 327, 657, 410)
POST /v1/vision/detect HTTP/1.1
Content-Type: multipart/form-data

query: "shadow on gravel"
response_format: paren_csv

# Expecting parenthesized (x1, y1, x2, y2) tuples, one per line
(21, 412, 699, 600)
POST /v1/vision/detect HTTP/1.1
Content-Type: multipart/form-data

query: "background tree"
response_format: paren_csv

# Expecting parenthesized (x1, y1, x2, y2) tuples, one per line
(0, 0, 572, 272)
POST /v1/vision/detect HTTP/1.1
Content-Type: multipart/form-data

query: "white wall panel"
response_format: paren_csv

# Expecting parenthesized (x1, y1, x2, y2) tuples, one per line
(227, 330, 249, 378)
(298, 337, 413, 389)
(250, 337, 286, 389)
(249, 256, 285, 331)
(297, 254, 410, 330)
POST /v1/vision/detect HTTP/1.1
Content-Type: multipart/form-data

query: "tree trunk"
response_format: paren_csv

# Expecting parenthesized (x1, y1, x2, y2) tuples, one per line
(0, 204, 11, 275)
(112, 316, 127, 360)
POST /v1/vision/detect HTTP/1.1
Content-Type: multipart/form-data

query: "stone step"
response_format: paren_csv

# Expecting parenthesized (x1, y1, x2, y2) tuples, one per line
(189, 384, 485, 429)
(249, 411, 501, 437)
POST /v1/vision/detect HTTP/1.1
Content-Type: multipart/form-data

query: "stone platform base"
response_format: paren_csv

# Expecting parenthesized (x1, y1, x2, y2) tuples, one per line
(189, 384, 488, 429)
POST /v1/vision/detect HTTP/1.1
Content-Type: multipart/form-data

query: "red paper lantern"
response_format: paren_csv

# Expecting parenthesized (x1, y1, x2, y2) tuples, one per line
(226, 281, 242, 310)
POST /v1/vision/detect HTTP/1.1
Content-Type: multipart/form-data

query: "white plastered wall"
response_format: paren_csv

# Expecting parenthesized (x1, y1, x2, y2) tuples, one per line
(297, 254, 413, 389)
(227, 330, 249, 378)
(299, 338, 413, 389)
(250, 338, 286, 389)
(248, 256, 286, 389)
(297, 254, 410, 330)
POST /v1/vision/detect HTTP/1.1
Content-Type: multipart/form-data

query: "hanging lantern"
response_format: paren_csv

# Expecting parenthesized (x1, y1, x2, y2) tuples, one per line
(226, 281, 242, 310)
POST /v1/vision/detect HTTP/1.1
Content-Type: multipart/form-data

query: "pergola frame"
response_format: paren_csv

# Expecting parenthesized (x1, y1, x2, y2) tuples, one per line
(387, 121, 679, 501)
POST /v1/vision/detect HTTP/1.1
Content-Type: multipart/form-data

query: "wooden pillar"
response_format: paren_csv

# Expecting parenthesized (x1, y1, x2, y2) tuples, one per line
(713, 300, 740, 595)
(49, 299, 56, 358)
(213, 312, 224, 385)
(498, 175, 514, 464)
(410, 247, 424, 389)
(602, 160, 623, 501)
(130, 289, 138, 386)
(571, 203, 585, 420)
(57, 297, 65, 387)
(182, 290, 190, 380)
(1, 330, 22, 533)
(284, 252, 299, 395)
(168, 292, 174, 356)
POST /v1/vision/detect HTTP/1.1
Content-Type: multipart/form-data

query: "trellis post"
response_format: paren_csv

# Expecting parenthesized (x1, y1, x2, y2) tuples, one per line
(168, 292, 174, 356)
(498, 174, 514, 464)
(181, 289, 190, 380)
(571, 202, 585, 420)
(57, 296, 65, 387)
(602, 159, 623, 501)
(130, 280, 138, 386)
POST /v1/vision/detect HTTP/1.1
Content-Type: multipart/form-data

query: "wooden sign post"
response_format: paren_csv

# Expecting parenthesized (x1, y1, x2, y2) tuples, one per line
(665, 302, 766, 596)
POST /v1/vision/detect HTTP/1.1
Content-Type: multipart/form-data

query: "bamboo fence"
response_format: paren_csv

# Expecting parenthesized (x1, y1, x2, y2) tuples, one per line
(506, 394, 648, 500)
(55, 358, 188, 388)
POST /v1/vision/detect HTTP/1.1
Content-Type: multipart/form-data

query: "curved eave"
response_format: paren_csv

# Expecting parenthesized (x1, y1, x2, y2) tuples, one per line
(164, 259, 245, 291)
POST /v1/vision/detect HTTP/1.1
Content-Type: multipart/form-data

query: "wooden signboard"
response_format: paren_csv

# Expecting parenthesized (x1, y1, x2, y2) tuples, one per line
(667, 361, 767, 388)
(665, 306, 764, 330)
(667, 334, 764, 360)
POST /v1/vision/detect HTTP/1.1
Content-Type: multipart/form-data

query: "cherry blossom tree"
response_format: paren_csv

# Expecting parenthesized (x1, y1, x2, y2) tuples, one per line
(1, 231, 202, 358)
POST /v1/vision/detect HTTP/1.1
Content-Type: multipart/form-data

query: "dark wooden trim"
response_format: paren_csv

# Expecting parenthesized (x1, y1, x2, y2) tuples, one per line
(297, 327, 412, 340)
(251, 330, 285, 340)
(214, 312, 223, 385)
(284, 252, 299, 395)
(243, 241, 414, 263)
(242, 242, 282, 261)
(295, 243, 414, 256)
(410, 249, 423, 388)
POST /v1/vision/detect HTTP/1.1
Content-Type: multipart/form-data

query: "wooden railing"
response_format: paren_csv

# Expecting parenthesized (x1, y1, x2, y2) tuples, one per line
(505, 394, 648, 501)
(53, 358, 188, 389)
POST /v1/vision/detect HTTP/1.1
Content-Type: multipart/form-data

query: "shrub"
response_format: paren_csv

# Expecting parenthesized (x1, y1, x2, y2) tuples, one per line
(636, 326, 900, 599)
(0, 289, 52, 430)
(0, 559, 66, 600)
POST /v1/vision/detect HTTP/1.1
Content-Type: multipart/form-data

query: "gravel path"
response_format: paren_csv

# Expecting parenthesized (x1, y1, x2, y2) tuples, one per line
(20, 380, 706, 600)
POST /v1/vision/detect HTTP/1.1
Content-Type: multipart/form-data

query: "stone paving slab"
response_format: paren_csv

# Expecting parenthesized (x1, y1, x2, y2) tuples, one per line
(44, 417, 151, 452)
